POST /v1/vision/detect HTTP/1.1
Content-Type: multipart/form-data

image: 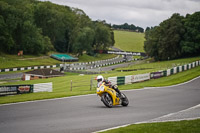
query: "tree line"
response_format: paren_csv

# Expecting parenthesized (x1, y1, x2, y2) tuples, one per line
(112, 23, 144, 33)
(144, 12, 200, 61)
(0, 0, 114, 56)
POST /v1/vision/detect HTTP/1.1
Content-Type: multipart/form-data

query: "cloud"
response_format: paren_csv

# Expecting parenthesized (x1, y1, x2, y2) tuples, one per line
(41, 0, 200, 28)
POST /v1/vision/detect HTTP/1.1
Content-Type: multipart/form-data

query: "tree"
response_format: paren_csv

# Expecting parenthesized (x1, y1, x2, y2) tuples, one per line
(144, 26, 160, 60)
(0, 0, 115, 56)
(144, 13, 185, 61)
(0, 0, 54, 54)
(94, 21, 113, 50)
(145, 27, 151, 32)
(73, 27, 95, 56)
(112, 23, 144, 33)
(157, 13, 185, 60)
(0, 1, 19, 53)
(181, 12, 200, 56)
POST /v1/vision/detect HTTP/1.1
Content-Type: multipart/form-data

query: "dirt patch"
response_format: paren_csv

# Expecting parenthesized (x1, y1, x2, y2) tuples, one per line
(17, 56, 49, 60)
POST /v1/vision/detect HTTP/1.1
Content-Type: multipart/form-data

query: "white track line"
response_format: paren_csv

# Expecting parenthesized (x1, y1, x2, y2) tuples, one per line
(136, 104, 200, 124)
(0, 94, 95, 107)
(94, 104, 200, 133)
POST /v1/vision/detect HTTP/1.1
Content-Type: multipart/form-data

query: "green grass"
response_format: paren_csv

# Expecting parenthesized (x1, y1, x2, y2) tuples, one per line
(0, 57, 200, 104)
(112, 57, 200, 76)
(102, 119, 200, 133)
(114, 30, 145, 52)
(0, 54, 60, 69)
(0, 53, 116, 69)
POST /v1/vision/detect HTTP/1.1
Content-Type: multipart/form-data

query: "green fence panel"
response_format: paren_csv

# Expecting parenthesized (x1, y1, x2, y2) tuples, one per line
(117, 76, 125, 85)
(182, 65, 185, 71)
(177, 66, 179, 73)
(163, 70, 167, 77)
(170, 69, 174, 75)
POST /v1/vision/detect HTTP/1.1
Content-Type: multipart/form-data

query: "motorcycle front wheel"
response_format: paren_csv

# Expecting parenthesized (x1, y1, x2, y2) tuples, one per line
(121, 93, 129, 106)
(101, 93, 113, 108)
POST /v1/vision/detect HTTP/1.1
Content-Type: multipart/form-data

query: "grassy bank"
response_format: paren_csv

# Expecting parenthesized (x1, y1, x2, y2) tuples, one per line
(0, 53, 116, 69)
(102, 119, 200, 133)
(114, 30, 145, 52)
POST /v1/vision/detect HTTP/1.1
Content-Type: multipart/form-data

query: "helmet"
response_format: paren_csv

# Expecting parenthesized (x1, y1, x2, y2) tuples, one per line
(97, 75, 104, 82)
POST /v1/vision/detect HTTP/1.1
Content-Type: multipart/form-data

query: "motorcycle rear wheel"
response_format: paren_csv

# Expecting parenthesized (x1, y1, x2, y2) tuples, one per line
(101, 93, 113, 108)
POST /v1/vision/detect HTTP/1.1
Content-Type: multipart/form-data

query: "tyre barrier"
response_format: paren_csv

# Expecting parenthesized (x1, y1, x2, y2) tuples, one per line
(108, 60, 200, 85)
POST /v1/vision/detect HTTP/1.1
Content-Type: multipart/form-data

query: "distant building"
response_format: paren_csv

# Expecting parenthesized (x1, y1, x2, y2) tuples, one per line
(22, 68, 64, 81)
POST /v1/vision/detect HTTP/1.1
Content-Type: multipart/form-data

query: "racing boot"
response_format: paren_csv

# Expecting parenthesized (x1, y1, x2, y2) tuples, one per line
(113, 86, 123, 98)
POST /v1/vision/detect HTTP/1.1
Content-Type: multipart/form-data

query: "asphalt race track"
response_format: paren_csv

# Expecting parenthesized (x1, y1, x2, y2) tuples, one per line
(0, 77, 200, 133)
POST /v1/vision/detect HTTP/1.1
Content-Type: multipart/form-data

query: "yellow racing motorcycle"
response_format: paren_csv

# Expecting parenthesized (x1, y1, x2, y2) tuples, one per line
(96, 83, 129, 108)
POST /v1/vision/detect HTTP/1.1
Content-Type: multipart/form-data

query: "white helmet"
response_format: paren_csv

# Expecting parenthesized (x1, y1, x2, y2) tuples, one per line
(97, 75, 104, 82)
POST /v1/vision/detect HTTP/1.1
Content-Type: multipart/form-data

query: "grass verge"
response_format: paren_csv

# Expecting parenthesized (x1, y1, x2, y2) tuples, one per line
(102, 119, 200, 133)
(0, 65, 200, 104)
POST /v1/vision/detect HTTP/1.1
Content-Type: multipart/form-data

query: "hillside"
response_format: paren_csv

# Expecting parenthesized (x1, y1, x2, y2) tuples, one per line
(114, 30, 145, 52)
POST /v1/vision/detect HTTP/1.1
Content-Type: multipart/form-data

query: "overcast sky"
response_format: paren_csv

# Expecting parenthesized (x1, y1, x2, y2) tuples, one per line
(41, 0, 200, 29)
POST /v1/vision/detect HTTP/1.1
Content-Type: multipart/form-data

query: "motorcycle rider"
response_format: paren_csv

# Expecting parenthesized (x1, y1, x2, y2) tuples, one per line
(96, 75, 122, 97)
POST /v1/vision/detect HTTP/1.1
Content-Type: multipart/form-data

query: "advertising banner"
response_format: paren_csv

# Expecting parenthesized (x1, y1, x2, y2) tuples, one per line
(0, 85, 33, 96)
(132, 73, 150, 83)
(17, 85, 33, 94)
(94, 50, 147, 57)
(151, 72, 163, 79)
(125, 75, 132, 84)
(0, 86, 18, 96)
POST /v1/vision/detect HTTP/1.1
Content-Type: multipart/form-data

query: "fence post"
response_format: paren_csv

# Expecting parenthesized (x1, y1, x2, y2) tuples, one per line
(71, 80, 72, 91)
(90, 78, 92, 91)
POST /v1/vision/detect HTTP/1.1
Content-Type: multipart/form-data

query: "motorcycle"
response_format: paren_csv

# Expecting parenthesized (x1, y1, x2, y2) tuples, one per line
(96, 83, 129, 108)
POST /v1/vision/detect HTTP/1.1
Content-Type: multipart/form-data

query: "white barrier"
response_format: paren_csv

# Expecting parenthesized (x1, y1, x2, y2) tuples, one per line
(173, 67, 177, 74)
(108, 77, 117, 85)
(33, 82, 53, 93)
(184, 65, 187, 70)
(179, 66, 182, 72)
(188, 64, 191, 69)
(193, 62, 195, 68)
(167, 69, 171, 76)
(125, 75, 132, 84)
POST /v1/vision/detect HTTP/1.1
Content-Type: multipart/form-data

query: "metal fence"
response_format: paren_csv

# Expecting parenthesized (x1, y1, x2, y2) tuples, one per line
(70, 76, 97, 91)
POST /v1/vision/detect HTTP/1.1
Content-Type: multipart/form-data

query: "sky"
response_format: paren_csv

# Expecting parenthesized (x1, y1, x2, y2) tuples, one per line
(41, 0, 200, 29)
